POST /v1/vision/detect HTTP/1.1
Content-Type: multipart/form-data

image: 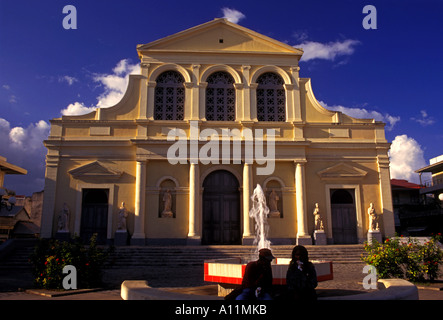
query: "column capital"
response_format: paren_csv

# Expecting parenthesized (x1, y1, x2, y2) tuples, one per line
(199, 82, 208, 89)
(234, 83, 244, 90)
(294, 160, 307, 165)
(184, 82, 194, 89)
(136, 157, 149, 163)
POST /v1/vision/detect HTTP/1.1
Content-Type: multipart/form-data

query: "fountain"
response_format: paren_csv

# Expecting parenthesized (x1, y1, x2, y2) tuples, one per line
(204, 184, 333, 295)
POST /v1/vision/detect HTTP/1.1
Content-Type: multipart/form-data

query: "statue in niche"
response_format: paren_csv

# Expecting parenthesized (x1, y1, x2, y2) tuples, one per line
(161, 189, 173, 218)
(368, 203, 379, 231)
(313, 203, 324, 231)
(57, 203, 70, 232)
(117, 201, 128, 231)
(268, 189, 280, 217)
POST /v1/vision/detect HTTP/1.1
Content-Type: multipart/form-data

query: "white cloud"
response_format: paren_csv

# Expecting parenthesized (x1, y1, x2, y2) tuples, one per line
(8, 95, 17, 103)
(9, 127, 26, 148)
(60, 59, 140, 115)
(0, 118, 50, 195)
(295, 39, 360, 62)
(61, 102, 96, 116)
(0, 118, 10, 131)
(389, 134, 428, 183)
(1, 59, 141, 195)
(59, 75, 78, 86)
(319, 101, 400, 130)
(221, 8, 246, 24)
(410, 110, 435, 126)
(2, 84, 11, 90)
(9, 120, 50, 152)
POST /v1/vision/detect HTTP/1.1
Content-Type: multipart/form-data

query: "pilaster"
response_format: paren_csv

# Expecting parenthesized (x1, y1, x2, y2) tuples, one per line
(295, 161, 312, 245)
(132, 159, 147, 244)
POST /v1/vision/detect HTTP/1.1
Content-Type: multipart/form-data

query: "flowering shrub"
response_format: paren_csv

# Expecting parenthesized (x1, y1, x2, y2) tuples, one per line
(361, 234, 443, 282)
(30, 234, 111, 289)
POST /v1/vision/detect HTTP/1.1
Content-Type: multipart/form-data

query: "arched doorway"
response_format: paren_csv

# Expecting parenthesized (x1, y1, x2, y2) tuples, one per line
(330, 189, 358, 244)
(202, 170, 241, 245)
(80, 189, 108, 244)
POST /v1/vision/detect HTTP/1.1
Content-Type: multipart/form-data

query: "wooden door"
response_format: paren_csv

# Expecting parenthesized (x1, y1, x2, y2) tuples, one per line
(80, 189, 108, 244)
(202, 170, 240, 245)
(331, 189, 358, 244)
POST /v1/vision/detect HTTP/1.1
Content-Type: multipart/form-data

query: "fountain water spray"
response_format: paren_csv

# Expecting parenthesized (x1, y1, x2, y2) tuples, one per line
(204, 183, 334, 288)
(249, 184, 271, 259)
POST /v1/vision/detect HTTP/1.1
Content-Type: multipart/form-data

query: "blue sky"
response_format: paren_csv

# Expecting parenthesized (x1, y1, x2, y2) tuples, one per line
(0, 0, 442, 196)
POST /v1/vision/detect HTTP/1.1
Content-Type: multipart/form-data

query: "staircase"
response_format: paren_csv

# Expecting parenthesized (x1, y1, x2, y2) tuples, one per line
(0, 243, 35, 270)
(0, 244, 365, 272)
(106, 244, 365, 268)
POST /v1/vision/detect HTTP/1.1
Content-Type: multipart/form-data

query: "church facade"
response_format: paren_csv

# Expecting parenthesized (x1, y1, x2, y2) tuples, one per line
(40, 19, 395, 245)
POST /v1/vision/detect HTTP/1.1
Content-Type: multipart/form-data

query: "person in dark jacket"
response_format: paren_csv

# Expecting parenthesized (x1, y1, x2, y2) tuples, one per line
(235, 248, 274, 300)
(286, 245, 317, 300)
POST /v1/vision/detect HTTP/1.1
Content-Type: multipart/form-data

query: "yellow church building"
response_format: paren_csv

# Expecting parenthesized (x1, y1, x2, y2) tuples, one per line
(40, 19, 395, 245)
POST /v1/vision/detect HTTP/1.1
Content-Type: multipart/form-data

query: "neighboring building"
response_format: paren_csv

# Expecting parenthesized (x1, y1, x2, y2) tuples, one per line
(0, 198, 39, 242)
(416, 154, 443, 201)
(391, 179, 423, 235)
(404, 154, 443, 236)
(0, 156, 27, 189)
(40, 19, 395, 245)
(0, 156, 31, 242)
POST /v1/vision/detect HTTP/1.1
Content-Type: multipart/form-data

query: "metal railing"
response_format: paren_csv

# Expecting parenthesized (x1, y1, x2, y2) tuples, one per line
(422, 177, 443, 188)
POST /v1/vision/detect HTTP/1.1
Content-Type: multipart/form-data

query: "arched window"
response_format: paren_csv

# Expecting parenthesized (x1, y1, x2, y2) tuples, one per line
(205, 71, 235, 121)
(154, 71, 185, 120)
(256, 72, 285, 121)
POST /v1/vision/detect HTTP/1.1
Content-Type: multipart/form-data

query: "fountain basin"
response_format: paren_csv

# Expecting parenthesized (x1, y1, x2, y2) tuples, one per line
(204, 258, 333, 286)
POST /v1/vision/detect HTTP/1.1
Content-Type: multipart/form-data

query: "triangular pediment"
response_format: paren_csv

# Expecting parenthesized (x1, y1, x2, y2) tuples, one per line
(69, 161, 122, 180)
(317, 162, 367, 180)
(137, 19, 303, 55)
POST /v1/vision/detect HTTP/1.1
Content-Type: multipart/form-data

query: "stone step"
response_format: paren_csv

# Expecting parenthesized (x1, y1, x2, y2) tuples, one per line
(106, 245, 365, 267)
(0, 244, 365, 270)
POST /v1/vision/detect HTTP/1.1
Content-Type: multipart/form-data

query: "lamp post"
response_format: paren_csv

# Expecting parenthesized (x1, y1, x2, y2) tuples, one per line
(0, 187, 16, 211)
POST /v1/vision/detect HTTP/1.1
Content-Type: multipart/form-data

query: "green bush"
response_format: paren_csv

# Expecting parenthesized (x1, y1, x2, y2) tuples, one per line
(361, 233, 443, 282)
(30, 234, 111, 289)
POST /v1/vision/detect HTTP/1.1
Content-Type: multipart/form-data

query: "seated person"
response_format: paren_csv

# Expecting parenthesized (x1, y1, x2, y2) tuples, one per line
(286, 245, 318, 300)
(236, 248, 274, 300)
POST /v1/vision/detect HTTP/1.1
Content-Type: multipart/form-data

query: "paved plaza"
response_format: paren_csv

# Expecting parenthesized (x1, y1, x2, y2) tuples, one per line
(0, 262, 442, 300)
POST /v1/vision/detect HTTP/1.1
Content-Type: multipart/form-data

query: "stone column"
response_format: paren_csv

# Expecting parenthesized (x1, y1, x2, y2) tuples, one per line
(242, 162, 254, 243)
(138, 63, 149, 119)
(187, 162, 200, 244)
(377, 156, 396, 237)
(146, 81, 156, 120)
(131, 160, 146, 245)
(241, 65, 251, 121)
(249, 83, 258, 121)
(295, 161, 312, 245)
(190, 64, 201, 120)
(40, 154, 59, 238)
(290, 66, 302, 122)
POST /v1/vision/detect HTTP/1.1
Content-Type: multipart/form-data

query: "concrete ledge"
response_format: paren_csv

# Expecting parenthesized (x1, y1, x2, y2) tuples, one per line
(122, 278, 418, 300)
(320, 279, 419, 300)
(121, 281, 222, 300)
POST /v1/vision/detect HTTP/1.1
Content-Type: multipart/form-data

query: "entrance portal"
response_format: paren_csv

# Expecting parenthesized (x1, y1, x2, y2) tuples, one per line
(330, 189, 358, 244)
(202, 170, 241, 245)
(80, 189, 108, 244)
